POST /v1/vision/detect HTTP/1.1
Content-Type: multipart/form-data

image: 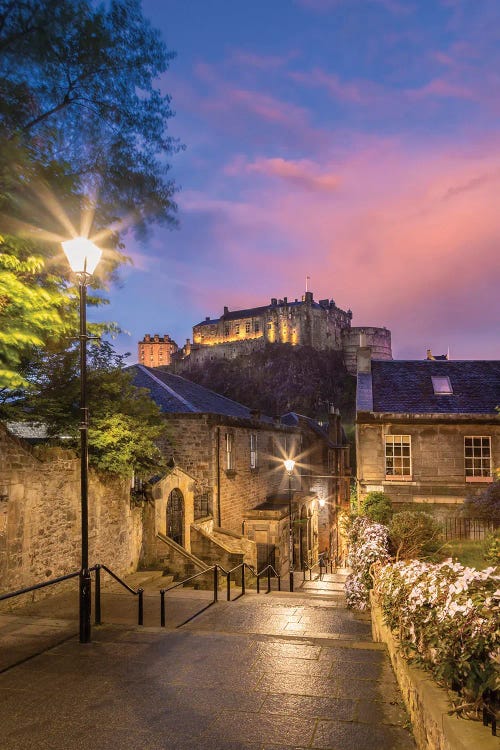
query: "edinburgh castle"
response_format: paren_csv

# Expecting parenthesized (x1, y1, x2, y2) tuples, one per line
(138, 291, 392, 374)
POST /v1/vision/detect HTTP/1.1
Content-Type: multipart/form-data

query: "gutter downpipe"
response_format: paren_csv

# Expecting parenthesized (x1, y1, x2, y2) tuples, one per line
(216, 426, 222, 526)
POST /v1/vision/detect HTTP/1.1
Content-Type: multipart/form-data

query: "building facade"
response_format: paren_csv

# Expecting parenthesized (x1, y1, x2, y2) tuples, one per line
(356, 350, 500, 516)
(138, 334, 178, 368)
(131, 365, 351, 577)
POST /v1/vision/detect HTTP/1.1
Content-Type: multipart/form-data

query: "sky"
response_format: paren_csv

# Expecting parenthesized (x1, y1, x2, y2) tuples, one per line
(105, 0, 500, 362)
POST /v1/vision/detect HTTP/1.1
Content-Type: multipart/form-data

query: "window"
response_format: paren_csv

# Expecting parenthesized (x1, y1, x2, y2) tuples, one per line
(464, 437, 491, 479)
(385, 435, 411, 478)
(225, 433, 234, 471)
(254, 322, 260, 333)
(432, 376, 453, 394)
(250, 433, 258, 468)
(235, 324, 240, 334)
(224, 326, 230, 336)
(245, 322, 251, 333)
(267, 322, 272, 330)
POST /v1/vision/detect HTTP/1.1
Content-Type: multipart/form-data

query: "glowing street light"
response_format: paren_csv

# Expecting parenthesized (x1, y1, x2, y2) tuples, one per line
(284, 458, 296, 592)
(62, 237, 102, 643)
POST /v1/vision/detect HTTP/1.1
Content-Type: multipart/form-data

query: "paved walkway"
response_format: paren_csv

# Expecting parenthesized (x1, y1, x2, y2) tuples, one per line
(0, 573, 416, 749)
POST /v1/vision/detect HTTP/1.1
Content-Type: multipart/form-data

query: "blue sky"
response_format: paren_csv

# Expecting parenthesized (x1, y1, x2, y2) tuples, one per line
(104, 0, 500, 362)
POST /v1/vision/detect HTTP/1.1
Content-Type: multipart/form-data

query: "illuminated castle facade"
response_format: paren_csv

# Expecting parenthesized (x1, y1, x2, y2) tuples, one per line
(138, 292, 392, 375)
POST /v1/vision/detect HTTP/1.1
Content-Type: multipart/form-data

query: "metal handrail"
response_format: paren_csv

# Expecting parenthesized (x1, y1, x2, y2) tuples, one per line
(0, 570, 81, 603)
(302, 556, 332, 581)
(224, 562, 281, 600)
(94, 564, 144, 626)
(160, 565, 219, 627)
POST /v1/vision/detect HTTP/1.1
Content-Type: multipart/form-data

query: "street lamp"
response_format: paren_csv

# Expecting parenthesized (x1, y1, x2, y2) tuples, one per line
(284, 458, 295, 592)
(62, 237, 102, 643)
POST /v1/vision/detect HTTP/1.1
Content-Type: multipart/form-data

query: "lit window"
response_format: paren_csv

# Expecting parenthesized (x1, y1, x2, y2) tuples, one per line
(235, 324, 240, 334)
(432, 376, 453, 394)
(225, 433, 234, 471)
(250, 433, 258, 468)
(385, 435, 411, 478)
(464, 437, 491, 478)
(245, 322, 250, 333)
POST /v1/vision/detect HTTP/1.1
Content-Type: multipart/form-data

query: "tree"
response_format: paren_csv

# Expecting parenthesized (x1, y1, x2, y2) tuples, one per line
(0, 0, 181, 387)
(0, 0, 180, 231)
(1, 341, 167, 477)
(388, 511, 443, 561)
(462, 481, 500, 523)
(360, 491, 393, 525)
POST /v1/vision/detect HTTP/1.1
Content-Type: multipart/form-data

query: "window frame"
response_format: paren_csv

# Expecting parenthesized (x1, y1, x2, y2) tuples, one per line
(250, 433, 258, 469)
(464, 436, 492, 481)
(385, 434, 412, 480)
(225, 433, 234, 471)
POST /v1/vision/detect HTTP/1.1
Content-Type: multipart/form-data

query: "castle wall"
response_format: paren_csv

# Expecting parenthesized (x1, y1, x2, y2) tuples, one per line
(342, 326, 392, 375)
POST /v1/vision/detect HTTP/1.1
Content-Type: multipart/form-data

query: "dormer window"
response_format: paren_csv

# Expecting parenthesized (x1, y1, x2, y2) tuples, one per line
(432, 376, 453, 394)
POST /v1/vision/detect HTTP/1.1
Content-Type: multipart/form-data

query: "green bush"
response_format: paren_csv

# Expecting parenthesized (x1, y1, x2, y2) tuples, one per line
(360, 491, 393, 524)
(389, 511, 442, 561)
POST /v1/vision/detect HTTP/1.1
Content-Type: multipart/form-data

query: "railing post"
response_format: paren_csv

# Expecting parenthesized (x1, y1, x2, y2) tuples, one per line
(257, 572, 260, 594)
(278, 575, 281, 591)
(160, 589, 165, 628)
(241, 565, 246, 595)
(226, 572, 231, 601)
(94, 564, 101, 625)
(267, 567, 271, 593)
(303, 567, 306, 583)
(213, 565, 218, 603)
(138, 588, 144, 626)
(290, 570, 294, 592)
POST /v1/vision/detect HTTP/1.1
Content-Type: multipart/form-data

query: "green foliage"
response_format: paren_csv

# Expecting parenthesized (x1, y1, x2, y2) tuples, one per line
(0, 0, 180, 231)
(389, 511, 442, 561)
(463, 481, 500, 522)
(2, 341, 166, 477)
(180, 343, 356, 422)
(360, 491, 393, 524)
(485, 535, 500, 566)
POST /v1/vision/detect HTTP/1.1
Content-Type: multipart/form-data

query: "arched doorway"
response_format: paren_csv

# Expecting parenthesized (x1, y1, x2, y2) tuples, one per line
(166, 488, 184, 546)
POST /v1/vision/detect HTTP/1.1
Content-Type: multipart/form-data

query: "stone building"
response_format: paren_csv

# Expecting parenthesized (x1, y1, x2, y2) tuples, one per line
(355, 350, 500, 515)
(138, 291, 392, 375)
(138, 333, 178, 368)
(131, 365, 350, 578)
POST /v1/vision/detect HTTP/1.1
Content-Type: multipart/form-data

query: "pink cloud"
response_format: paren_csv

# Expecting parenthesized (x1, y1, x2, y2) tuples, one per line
(228, 156, 340, 192)
(405, 77, 475, 100)
(183, 136, 500, 359)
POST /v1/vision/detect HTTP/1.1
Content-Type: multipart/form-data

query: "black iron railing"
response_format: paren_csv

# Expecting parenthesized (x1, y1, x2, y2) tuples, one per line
(94, 564, 144, 626)
(0, 570, 81, 604)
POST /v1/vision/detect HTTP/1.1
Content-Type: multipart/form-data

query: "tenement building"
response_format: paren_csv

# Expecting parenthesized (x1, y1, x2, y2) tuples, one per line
(139, 291, 392, 375)
(138, 334, 178, 367)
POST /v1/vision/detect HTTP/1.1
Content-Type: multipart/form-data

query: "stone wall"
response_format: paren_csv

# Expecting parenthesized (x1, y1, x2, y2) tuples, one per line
(357, 417, 499, 511)
(0, 424, 143, 601)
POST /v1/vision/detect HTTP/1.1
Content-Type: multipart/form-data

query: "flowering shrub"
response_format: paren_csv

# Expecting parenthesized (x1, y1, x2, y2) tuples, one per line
(373, 559, 500, 711)
(345, 516, 390, 609)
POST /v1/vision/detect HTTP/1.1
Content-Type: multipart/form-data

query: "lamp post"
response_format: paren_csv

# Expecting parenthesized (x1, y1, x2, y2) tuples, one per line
(284, 458, 295, 592)
(62, 237, 102, 644)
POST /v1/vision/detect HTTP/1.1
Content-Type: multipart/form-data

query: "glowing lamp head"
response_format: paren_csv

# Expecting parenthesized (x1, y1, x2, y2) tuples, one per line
(62, 237, 102, 276)
(318, 497, 326, 508)
(284, 458, 295, 474)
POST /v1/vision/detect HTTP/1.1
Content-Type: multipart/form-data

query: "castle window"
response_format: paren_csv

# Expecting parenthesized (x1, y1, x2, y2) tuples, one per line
(465, 437, 492, 479)
(235, 324, 240, 334)
(385, 435, 411, 479)
(250, 433, 258, 469)
(255, 322, 260, 333)
(245, 322, 250, 333)
(224, 326, 229, 336)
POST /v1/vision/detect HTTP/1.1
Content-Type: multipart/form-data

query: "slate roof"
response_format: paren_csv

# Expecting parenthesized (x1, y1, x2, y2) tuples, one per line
(129, 365, 273, 421)
(281, 411, 340, 447)
(366, 360, 500, 414)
